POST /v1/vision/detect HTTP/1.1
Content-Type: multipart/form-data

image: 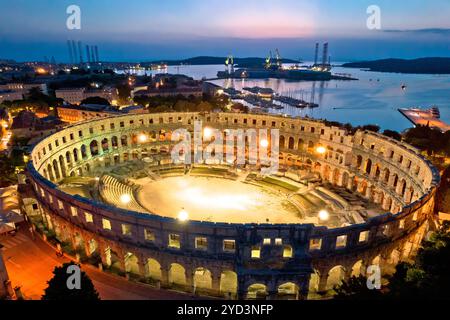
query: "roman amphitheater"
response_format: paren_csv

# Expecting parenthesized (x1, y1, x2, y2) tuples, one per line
(20, 112, 440, 299)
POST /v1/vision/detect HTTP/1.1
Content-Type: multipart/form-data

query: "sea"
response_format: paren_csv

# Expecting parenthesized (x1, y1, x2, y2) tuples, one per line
(118, 62, 450, 132)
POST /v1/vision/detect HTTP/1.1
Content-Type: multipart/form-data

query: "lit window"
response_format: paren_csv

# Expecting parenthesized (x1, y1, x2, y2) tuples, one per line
(144, 229, 155, 241)
(169, 234, 180, 249)
(359, 231, 369, 242)
(413, 211, 418, 221)
(283, 245, 293, 258)
(223, 240, 235, 253)
(57, 200, 64, 210)
(399, 219, 405, 229)
(263, 238, 271, 245)
(70, 206, 77, 216)
(195, 237, 208, 250)
(309, 238, 322, 251)
(102, 218, 112, 230)
(336, 235, 347, 248)
(85, 212, 93, 223)
(275, 238, 283, 245)
(251, 246, 261, 259)
(121, 224, 132, 236)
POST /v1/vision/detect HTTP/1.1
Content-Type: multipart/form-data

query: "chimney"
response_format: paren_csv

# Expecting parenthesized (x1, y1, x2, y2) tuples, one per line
(314, 42, 319, 65)
(78, 41, 83, 64)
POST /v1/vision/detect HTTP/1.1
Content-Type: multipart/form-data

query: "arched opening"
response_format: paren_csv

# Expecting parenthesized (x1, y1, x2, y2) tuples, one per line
(288, 137, 295, 149)
(332, 168, 340, 185)
(101, 138, 109, 153)
(111, 136, 118, 148)
(384, 168, 390, 183)
(65, 151, 72, 164)
(247, 283, 267, 300)
(351, 260, 364, 277)
(124, 252, 140, 275)
(169, 263, 186, 287)
(326, 266, 346, 291)
(121, 135, 128, 147)
(73, 148, 79, 162)
(146, 258, 162, 281)
(308, 271, 320, 294)
(80, 144, 87, 159)
(365, 158, 372, 175)
(392, 174, 399, 188)
(297, 138, 304, 151)
(193, 267, 212, 292)
(279, 135, 285, 148)
(104, 247, 120, 270)
(52, 159, 60, 180)
(342, 171, 350, 188)
(220, 270, 237, 297)
(87, 238, 98, 256)
(278, 282, 298, 300)
(58, 155, 66, 178)
(356, 155, 363, 168)
(90, 140, 99, 156)
(47, 164, 54, 181)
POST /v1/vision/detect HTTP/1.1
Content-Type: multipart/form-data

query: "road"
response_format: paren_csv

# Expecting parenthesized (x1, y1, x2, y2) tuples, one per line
(0, 226, 199, 300)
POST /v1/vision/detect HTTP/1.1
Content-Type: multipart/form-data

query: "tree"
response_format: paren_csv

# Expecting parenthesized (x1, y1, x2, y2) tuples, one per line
(382, 129, 402, 141)
(80, 96, 111, 106)
(42, 262, 100, 300)
(0, 154, 17, 187)
(334, 223, 450, 299)
(334, 275, 383, 300)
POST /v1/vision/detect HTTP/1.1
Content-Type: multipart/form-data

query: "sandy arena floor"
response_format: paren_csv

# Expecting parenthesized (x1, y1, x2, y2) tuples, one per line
(134, 176, 304, 224)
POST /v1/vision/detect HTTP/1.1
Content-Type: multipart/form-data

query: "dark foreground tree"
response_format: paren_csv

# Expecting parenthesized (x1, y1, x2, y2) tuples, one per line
(42, 262, 100, 300)
(334, 223, 450, 299)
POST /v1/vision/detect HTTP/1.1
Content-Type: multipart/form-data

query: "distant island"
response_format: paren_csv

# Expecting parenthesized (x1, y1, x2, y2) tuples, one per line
(342, 57, 450, 74)
(143, 56, 300, 68)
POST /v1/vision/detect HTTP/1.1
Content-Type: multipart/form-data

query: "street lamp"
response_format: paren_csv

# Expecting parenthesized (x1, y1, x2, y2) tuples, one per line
(120, 194, 131, 205)
(260, 139, 269, 148)
(203, 127, 213, 140)
(318, 209, 330, 221)
(316, 146, 326, 154)
(178, 208, 189, 222)
(138, 133, 148, 143)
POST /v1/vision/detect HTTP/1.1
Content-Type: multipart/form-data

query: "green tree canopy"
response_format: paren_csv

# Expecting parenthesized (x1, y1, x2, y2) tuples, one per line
(80, 96, 111, 106)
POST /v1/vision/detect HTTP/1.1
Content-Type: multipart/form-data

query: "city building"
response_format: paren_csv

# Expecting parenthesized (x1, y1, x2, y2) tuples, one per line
(21, 112, 439, 300)
(56, 104, 122, 123)
(0, 82, 48, 103)
(55, 87, 118, 105)
(10, 111, 66, 139)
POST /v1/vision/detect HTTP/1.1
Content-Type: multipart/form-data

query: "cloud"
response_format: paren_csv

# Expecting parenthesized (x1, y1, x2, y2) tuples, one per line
(383, 28, 450, 35)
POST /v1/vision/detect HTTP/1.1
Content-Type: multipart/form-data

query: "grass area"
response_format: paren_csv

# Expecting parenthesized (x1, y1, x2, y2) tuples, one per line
(261, 176, 299, 192)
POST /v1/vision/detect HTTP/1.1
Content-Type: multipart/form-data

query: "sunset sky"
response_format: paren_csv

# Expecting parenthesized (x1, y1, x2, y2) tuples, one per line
(1, 0, 449, 61)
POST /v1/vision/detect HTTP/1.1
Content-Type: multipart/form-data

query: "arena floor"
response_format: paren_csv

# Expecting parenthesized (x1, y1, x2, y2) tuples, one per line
(134, 176, 312, 224)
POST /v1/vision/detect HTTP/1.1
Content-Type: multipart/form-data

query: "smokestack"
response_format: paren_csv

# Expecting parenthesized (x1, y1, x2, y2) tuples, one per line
(91, 45, 96, 63)
(322, 42, 328, 66)
(67, 40, 73, 64)
(86, 45, 91, 64)
(78, 41, 83, 64)
(314, 42, 319, 66)
(71, 40, 77, 64)
(94, 46, 99, 63)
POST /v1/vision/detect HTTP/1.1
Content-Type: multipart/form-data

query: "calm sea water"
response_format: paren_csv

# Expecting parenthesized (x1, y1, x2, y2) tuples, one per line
(120, 63, 450, 132)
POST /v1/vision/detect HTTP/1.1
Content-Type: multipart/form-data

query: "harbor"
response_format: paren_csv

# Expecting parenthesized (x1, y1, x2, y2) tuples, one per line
(221, 86, 319, 111)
